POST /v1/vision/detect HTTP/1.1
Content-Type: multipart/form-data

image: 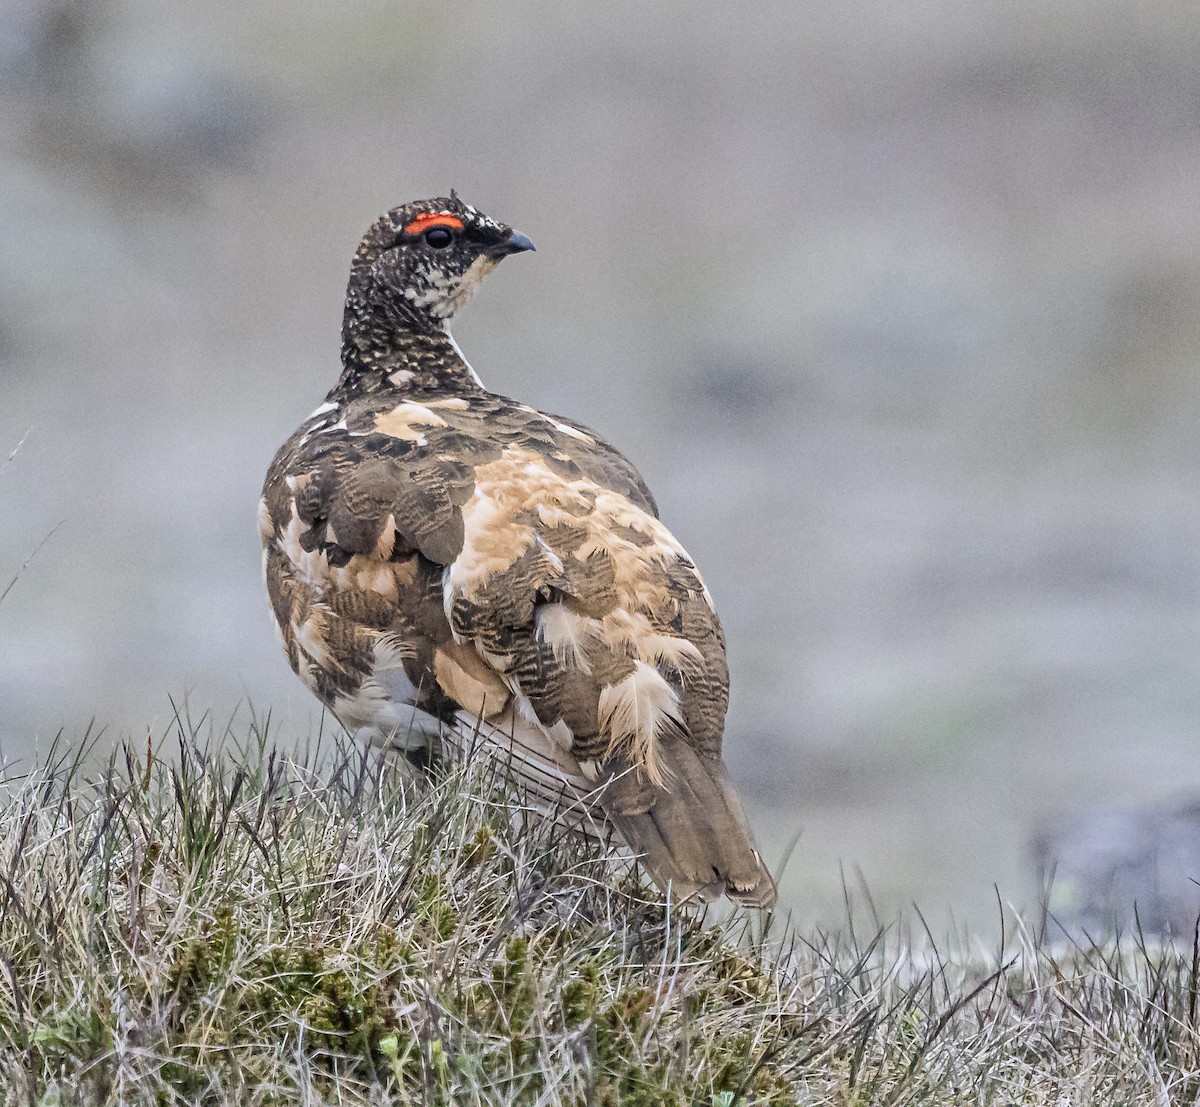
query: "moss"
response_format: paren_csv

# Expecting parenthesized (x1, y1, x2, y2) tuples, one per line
(412, 869, 460, 942)
(168, 905, 239, 1008)
(560, 962, 601, 1025)
(462, 825, 496, 868)
(234, 942, 401, 1062)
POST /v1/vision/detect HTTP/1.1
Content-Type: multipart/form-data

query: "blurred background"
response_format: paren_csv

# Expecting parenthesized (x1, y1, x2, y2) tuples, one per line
(1, 0, 1199, 930)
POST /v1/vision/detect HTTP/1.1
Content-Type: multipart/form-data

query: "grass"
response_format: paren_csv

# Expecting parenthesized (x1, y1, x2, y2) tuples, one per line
(2, 712, 1200, 1105)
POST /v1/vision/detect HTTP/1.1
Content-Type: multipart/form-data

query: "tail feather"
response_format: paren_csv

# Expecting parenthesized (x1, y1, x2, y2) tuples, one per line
(601, 734, 777, 908)
(437, 711, 777, 908)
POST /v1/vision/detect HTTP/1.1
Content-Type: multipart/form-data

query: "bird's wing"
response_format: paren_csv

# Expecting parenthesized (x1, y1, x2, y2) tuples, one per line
(259, 396, 490, 731)
(442, 430, 775, 904)
(440, 432, 728, 774)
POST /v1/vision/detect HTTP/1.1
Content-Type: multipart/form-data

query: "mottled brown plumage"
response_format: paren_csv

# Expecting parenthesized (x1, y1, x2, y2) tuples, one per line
(259, 195, 776, 906)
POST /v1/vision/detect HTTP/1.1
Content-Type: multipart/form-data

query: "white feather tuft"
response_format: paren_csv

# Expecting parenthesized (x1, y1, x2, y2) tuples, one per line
(598, 661, 681, 786)
(534, 603, 596, 672)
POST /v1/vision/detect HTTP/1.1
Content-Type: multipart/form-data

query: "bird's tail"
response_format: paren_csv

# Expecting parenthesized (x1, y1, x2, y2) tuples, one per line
(600, 733, 778, 908)
(439, 710, 777, 908)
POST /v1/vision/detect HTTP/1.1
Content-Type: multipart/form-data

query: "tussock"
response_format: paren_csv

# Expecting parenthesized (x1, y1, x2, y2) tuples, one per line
(2, 712, 1200, 1105)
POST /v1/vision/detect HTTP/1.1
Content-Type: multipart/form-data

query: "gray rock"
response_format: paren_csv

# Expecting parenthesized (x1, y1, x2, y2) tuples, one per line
(1033, 802, 1200, 940)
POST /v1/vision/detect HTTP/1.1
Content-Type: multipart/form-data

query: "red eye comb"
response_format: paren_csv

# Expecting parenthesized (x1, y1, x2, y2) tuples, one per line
(403, 212, 465, 235)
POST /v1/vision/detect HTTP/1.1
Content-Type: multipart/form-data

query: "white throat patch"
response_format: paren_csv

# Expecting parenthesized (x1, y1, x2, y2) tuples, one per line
(437, 254, 499, 319)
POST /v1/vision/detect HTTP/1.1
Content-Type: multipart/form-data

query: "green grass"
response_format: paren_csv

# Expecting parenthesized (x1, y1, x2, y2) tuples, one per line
(2, 712, 1200, 1105)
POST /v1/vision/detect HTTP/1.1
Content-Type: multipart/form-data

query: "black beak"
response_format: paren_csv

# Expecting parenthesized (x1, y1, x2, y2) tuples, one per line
(497, 229, 536, 256)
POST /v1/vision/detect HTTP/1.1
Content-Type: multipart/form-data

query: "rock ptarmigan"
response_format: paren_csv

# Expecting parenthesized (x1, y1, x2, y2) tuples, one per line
(259, 195, 776, 907)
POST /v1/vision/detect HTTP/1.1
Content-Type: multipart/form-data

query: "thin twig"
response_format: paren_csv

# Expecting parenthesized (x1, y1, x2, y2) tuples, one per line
(0, 518, 64, 608)
(0, 428, 32, 480)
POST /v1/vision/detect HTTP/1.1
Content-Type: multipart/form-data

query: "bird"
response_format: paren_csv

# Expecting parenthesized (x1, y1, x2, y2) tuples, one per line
(259, 195, 777, 907)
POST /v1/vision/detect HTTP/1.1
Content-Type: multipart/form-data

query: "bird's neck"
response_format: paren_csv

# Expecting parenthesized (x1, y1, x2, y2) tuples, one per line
(334, 285, 486, 399)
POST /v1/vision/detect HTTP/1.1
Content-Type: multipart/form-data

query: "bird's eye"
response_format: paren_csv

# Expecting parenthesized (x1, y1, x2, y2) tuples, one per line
(424, 226, 454, 249)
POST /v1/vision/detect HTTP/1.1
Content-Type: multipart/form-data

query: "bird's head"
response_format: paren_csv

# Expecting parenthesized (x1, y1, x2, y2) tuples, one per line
(348, 193, 534, 325)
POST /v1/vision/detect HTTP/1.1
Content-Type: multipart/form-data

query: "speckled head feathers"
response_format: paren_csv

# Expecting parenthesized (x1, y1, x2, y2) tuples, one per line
(348, 195, 534, 325)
